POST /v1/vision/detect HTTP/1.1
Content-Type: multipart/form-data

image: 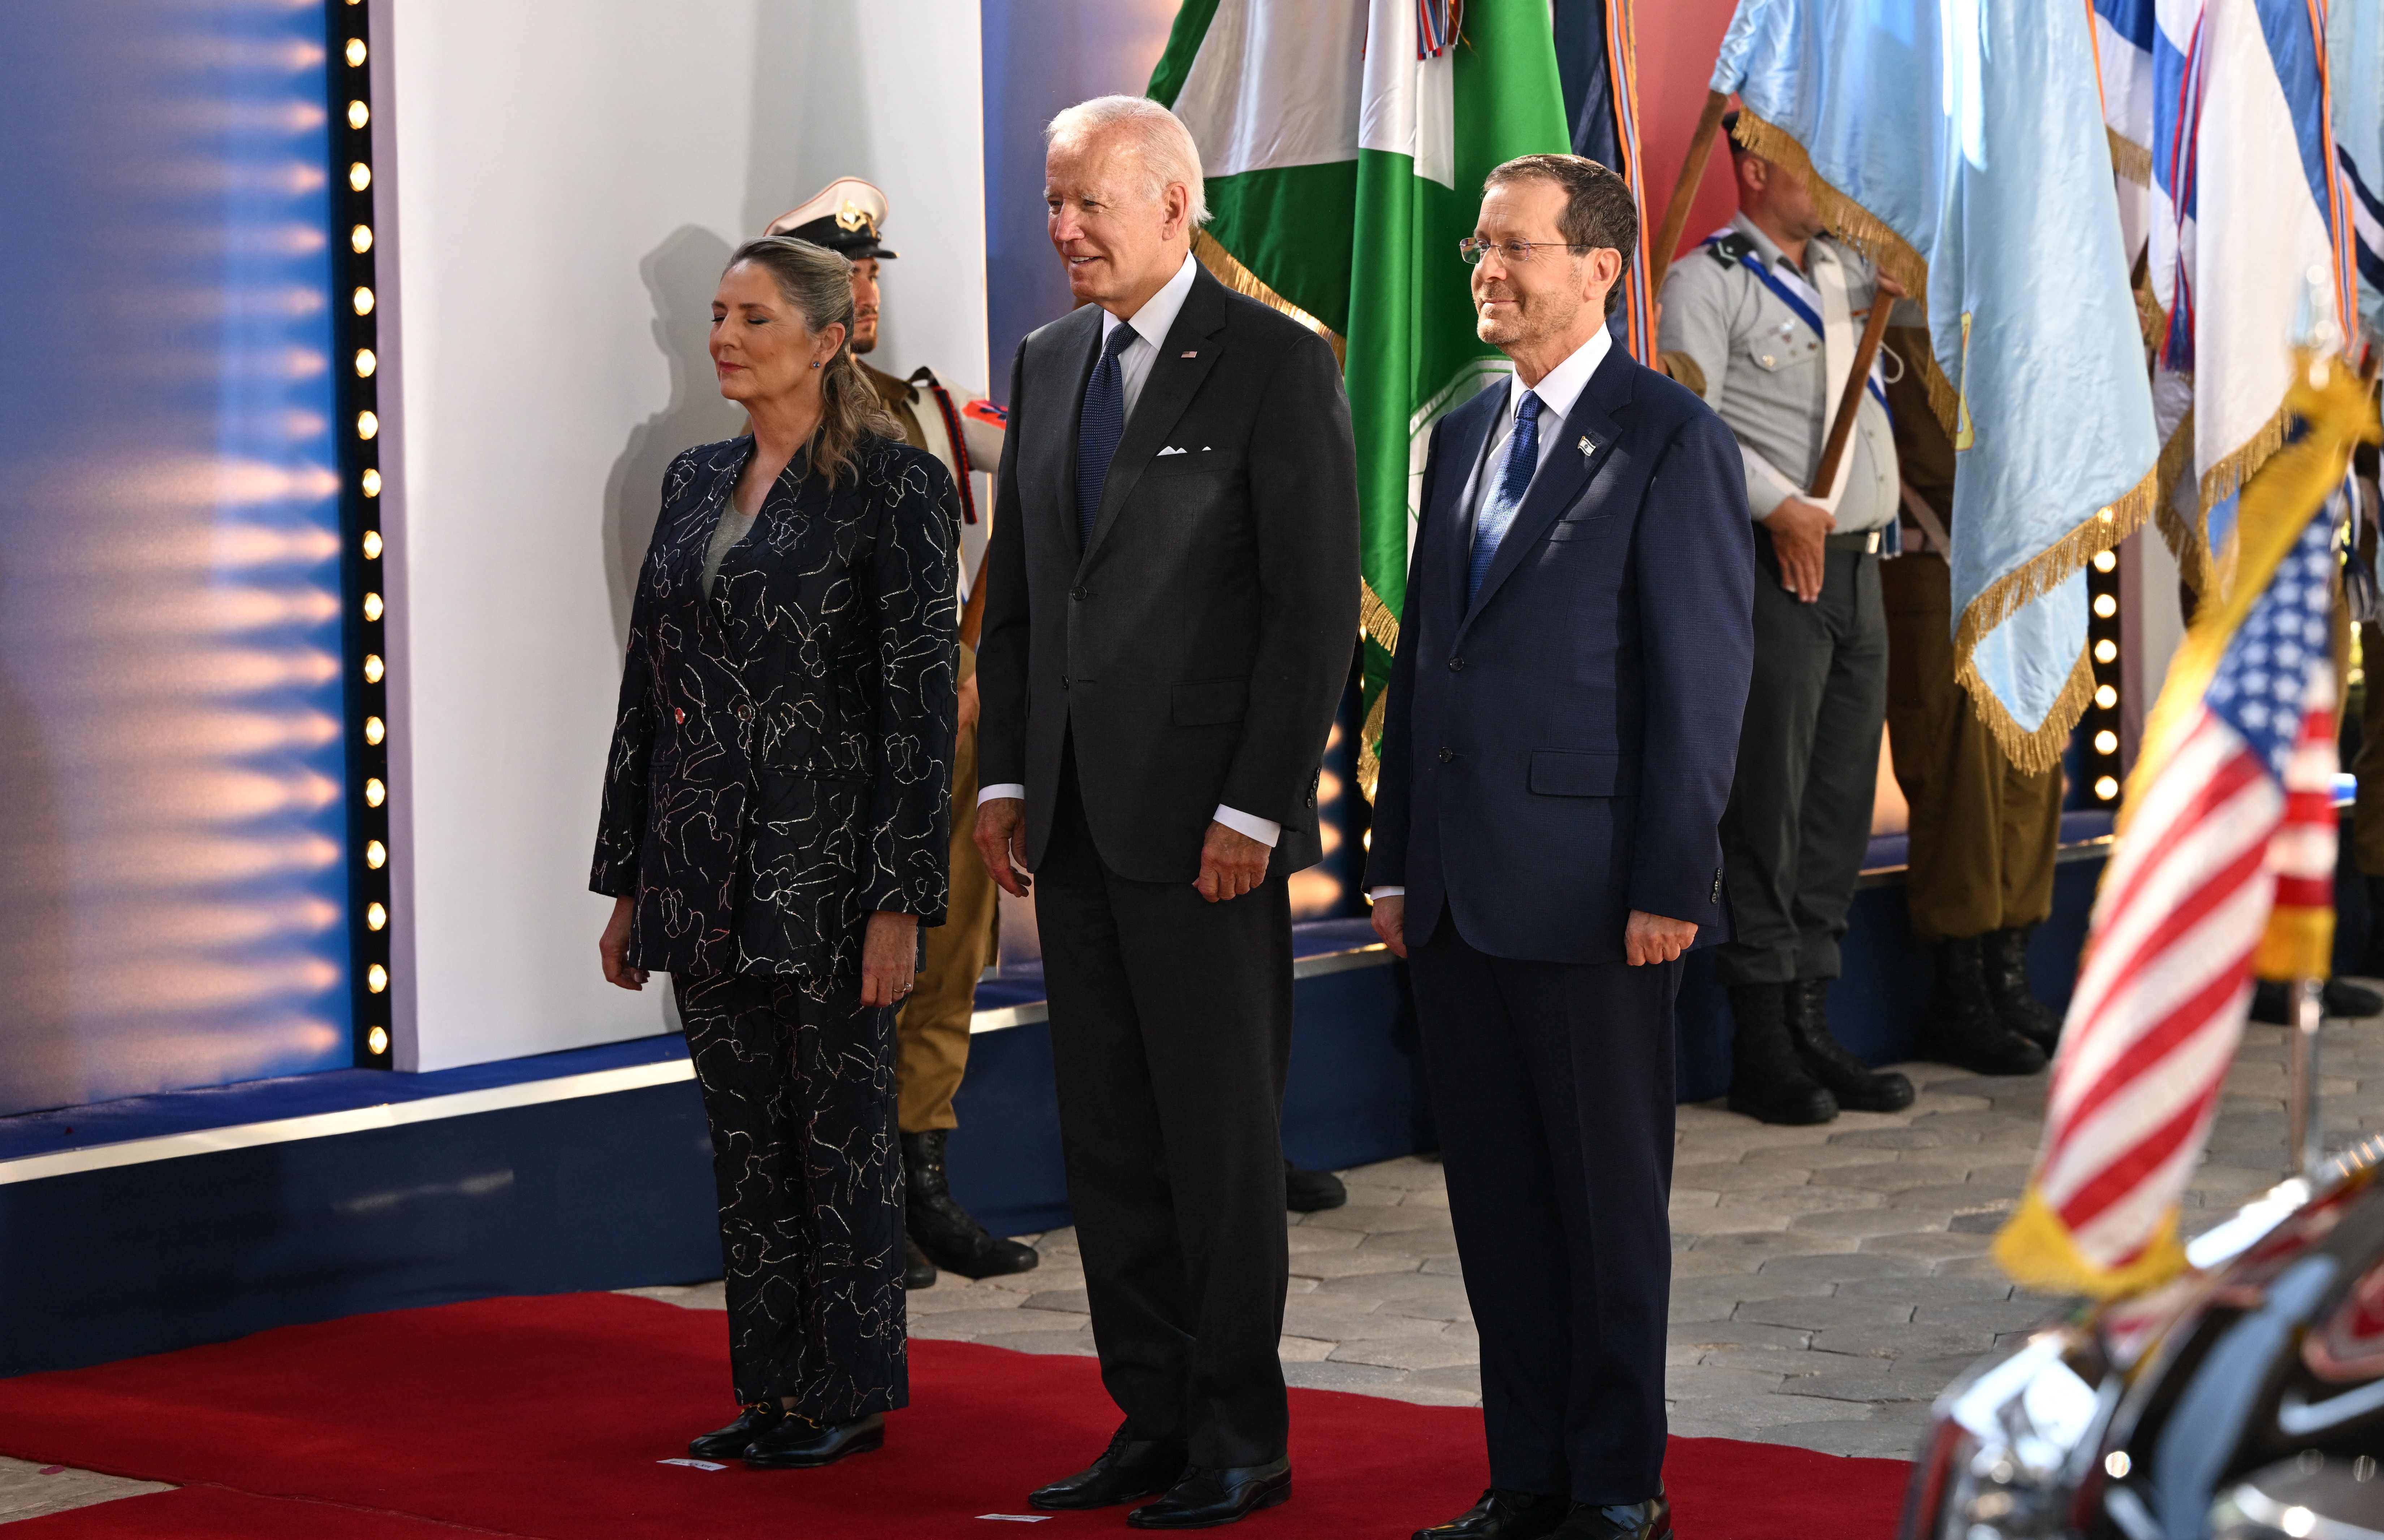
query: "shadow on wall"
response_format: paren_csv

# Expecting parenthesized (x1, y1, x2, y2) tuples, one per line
(600, 226, 743, 649)
(740, 1, 871, 244)
(0, 554, 73, 1112)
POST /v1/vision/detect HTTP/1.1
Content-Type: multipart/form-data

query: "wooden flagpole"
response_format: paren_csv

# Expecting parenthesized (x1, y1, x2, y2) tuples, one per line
(1809, 293, 1896, 499)
(1649, 90, 1730, 285)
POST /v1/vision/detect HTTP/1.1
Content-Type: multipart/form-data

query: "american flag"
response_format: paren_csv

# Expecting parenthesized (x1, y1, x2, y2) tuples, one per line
(1995, 507, 2338, 1296)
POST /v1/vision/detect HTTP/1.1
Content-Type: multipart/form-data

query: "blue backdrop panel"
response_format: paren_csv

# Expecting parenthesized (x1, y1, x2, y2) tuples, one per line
(0, 2, 354, 1112)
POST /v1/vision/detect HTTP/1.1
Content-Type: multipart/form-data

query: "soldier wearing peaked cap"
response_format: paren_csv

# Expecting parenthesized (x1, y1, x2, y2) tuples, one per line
(763, 179, 1028, 1291)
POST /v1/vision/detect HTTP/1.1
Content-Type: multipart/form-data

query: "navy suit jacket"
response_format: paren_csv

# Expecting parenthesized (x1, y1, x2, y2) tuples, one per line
(1368, 346, 1754, 966)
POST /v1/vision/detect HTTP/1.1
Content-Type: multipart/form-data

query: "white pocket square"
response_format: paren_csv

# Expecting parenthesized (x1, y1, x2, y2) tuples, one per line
(1157, 446, 1188, 456)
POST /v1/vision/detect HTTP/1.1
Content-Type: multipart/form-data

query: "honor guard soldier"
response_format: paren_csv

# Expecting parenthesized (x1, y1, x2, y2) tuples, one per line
(1658, 112, 1914, 1126)
(764, 179, 1029, 1288)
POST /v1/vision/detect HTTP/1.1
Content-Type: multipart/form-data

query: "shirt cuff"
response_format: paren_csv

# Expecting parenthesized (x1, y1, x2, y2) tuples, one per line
(1369, 887, 1406, 899)
(977, 783, 1025, 805)
(1212, 805, 1280, 847)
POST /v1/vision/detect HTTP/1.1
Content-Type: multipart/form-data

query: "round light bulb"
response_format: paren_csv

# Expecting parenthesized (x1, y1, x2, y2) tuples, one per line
(2096, 505, 2115, 524)
(367, 963, 389, 992)
(347, 100, 370, 130)
(354, 347, 376, 378)
(350, 223, 372, 254)
(2094, 639, 2118, 663)
(2104, 1452, 2131, 1480)
(364, 775, 385, 805)
(2094, 730, 2118, 754)
(366, 1025, 389, 1055)
(345, 38, 367, 67)
(362, 529, 383, 559)
(364, 715, 385, 745)
(363, 654, 384, 684)
(347, 161, 371, 192)
(366, 901, 388, 931)
(362, 592, 383, 621)
(353, 286, 373, 316)
(366, 839, 387, 869)
(2093, 593, 2117, 618)
(2094, 775, 2119, 801)
(2095, 684, 2118, 709)
(2093, 549, 2117, 573)
(361, 468, 381, 497)
(356, 410, 378, 440)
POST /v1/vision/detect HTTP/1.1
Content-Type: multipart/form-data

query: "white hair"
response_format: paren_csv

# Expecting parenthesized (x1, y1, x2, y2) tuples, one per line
(1045, 94, 1211, 227)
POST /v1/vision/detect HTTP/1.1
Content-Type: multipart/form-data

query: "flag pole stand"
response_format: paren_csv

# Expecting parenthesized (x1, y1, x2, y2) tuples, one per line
(2285, 977, 2325, 1176)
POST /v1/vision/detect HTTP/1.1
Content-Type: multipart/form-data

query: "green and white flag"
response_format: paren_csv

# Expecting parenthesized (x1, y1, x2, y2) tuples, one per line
(1151, 0, 1571, 793)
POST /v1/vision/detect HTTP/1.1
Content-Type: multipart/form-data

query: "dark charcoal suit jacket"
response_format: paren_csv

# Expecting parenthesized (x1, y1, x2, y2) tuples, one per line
(976, 263, 1359, 883)
(590, 433, 960, 986)
(1369, 346, 1754, 965)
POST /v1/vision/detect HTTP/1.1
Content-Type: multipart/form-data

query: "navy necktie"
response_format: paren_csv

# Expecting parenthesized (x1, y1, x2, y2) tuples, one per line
(1076, 322, 1139, 551)
(1468, 389, 1543, 606)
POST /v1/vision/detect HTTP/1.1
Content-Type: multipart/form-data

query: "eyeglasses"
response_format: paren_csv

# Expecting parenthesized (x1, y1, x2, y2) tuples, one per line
(1459, 237, 1596, 266)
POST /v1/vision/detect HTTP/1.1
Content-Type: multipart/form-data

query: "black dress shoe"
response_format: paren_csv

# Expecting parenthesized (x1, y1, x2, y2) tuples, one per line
(1127, 1459, 1292, 1528)
(1549, 1490, 1671, 1539)
(1413, 1486, 1572, 1540)
(905, 1129, 1040, 1279)
(1028, 1425, 1187, 1510)
(1286, 1159, 1348, 1212)
(2328, 977, 2384, 1017)
(742, 1411, 884, 1468)
(903, 1231, 938, 1290)
(1725, 984, 1838, 1124)
(687, 1402, 785, 1460)
(1784, 978, 1914, 1112)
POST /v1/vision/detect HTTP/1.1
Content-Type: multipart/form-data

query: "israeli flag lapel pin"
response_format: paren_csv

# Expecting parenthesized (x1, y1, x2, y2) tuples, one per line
(1578, 434, 1597, 458)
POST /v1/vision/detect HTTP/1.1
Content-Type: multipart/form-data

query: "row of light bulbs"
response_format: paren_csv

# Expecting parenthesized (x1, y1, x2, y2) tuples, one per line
(2088, 545, 2122, 803)
(345, 7, 392, 1063)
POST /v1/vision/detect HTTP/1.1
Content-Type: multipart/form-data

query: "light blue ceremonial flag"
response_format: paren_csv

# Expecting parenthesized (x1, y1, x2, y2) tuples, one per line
(1714, 0, 2160, 770)
(2332, 0, 2384, 350)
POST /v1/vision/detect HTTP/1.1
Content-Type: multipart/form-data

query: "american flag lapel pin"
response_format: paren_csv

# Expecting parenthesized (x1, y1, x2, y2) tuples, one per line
(1180, 350, 1199, 358)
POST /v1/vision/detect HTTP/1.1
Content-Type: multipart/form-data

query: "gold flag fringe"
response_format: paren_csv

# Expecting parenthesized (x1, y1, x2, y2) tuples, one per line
(1950, 463, 2161, 774)
(1192, 230, 1346, 368)
(1732, 111, 1959, 436)
(2107, 127, 2153, 187)
(1354, 684, 1387, 804)
(2150, 410, 2218, 597)
(2197, 397, 2293, 519)
(1359, 578, 1402, 656)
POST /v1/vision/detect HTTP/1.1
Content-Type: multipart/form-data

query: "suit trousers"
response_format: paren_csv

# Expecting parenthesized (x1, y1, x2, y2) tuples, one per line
(674, 969, 908, 1422)
(1716, 534, 1888, 985)
(1409, 915, 1679, 1504)
(1036, 748, 1294, 1468)
(893, 714, 997, 1132)
(1881, 553, 2060, 938)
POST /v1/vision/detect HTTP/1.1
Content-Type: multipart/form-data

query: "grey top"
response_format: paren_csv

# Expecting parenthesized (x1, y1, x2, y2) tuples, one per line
(701, 502, 758, 595)
(1657, 214, 1901, 533)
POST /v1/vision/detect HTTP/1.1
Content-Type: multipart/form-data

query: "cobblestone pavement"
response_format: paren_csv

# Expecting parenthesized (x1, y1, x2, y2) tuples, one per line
(10, 1015, 2376, 1525)
(626, 1013, 2384, 1465)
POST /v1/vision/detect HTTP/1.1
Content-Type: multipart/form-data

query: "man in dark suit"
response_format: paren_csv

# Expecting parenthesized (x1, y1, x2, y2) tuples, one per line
(1369, 156, 1754, 1540)
(972, 95, 1358, 1530)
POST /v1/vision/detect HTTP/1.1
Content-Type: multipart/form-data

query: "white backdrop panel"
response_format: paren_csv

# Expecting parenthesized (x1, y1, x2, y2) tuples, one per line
(382, 0, 988, 1070)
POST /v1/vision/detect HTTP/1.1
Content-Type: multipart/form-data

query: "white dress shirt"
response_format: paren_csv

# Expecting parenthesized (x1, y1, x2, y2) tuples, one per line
(977, 254, 1282, 849)
(1372, 324, 1614, 901)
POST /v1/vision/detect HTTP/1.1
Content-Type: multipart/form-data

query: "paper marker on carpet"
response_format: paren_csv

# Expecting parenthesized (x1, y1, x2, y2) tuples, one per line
(977, 1517, 1052, 1524)
(656, 1458, 725, 1471)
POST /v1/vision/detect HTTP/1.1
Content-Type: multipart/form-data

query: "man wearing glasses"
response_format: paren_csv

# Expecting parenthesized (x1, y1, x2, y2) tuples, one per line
(1368, 155, 1752, 1540)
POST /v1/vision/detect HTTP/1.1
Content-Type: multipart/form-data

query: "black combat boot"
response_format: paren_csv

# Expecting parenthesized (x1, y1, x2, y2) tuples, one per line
(1726, 984, 1837, 1124)
(1923, 937, 2047, 1075)
(904, 1129, 1039, 1279)
(1982, 927, 2063, 1051)
(902, 1230, 937, 1290)
(1784, 978, 1914, 1112)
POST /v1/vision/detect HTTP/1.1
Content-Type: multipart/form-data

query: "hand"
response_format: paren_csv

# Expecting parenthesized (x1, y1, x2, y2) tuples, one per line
(1762, 496, 1835, 603)
(1194, 820, 1269, 903)
(956, 672, 980, 738)
(860, 910, 920, 1008)
(599, 895, 648, 991)
(1624, 909, 1697, 966)
(1372, 894, 1408, 959)
(974, 796, 1032, 897)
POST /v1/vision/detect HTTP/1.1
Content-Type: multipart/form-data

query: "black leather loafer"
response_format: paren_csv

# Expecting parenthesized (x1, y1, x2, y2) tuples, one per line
(687, 1402, 785, 1460)
(903, 1232, 938, 1290)
(1029, 1426, 1187, 1510)
(741, 1411, 884, 1469)
(1549, 1490, 1671, 1539)
(1286, 1160, 1348, 1212)
(1127, 1458, 1292, 1528)
(1414, 1487, 1572, 1540)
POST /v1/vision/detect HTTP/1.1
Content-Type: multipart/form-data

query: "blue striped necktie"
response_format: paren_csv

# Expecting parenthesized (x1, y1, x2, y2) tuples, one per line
(1075, 322, 1139, 550)
(1468, 389, 1543, 605)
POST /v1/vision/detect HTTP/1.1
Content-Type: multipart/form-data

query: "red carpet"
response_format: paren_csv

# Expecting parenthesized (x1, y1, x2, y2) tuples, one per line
(0, 1294, 1908, 1538)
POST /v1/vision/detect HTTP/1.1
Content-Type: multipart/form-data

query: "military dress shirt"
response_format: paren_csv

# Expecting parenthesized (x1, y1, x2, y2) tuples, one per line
(1657, 215, 1900, 534)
